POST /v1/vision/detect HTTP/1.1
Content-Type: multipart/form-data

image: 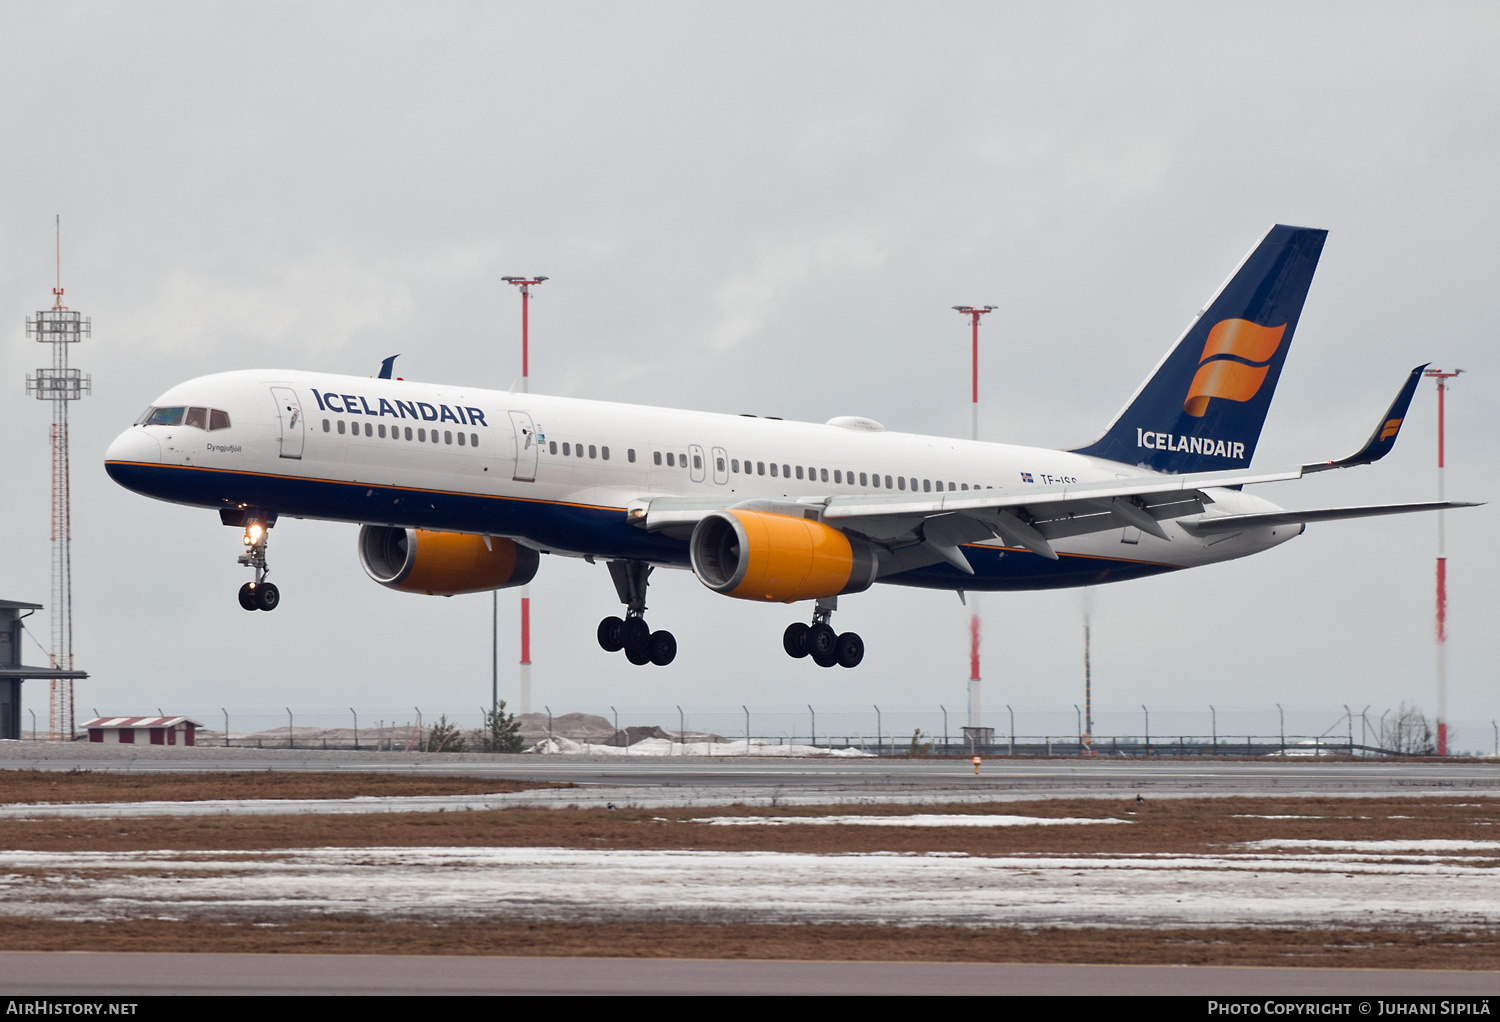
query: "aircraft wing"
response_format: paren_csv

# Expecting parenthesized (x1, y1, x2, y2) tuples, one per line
(818, 465, 1308, 571)
(640, 463, 1307, 574)
(634, 366, 1471, 575)
(1183, 501, 1481, 534)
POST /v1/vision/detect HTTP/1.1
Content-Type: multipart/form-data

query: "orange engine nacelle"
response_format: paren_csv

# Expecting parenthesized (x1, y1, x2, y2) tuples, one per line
(358, 526, 540, 596)
(690, 510, 877, 603)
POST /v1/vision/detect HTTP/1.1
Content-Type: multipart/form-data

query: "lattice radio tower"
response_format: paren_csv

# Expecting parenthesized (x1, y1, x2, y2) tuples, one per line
(24, 217, 91, 740)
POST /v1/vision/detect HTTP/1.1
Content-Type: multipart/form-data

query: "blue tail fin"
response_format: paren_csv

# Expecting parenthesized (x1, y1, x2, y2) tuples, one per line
(1071, 225, 1327, 473)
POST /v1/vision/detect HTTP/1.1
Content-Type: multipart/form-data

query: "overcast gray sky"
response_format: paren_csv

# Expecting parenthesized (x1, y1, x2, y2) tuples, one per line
(2, 2, 1495, 744)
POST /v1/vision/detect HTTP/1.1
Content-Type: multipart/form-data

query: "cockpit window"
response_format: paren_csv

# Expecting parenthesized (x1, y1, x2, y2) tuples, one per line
(140, 406, 231, 429)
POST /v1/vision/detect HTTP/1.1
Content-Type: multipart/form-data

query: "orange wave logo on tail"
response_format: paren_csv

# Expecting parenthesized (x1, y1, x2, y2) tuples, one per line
(1183, 319, 1287, 417)
(1379, 418, 1402, 441)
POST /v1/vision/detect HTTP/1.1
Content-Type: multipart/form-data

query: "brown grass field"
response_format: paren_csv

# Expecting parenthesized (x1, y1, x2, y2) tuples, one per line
(1, 792, 1496, 857)
(3, 918, 1498, 970)
(0, 769, 566, 804)
(0, 771, 1496, 969)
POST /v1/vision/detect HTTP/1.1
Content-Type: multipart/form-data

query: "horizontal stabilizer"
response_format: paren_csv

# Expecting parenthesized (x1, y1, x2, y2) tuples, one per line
(1304, 365, 1427, 473)
(1187, 501, 1480, 534)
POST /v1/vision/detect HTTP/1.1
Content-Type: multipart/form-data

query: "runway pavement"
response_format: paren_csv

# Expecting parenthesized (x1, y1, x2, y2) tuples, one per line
(2, 952, 1498, 996)
(0, 743, 1496, 810)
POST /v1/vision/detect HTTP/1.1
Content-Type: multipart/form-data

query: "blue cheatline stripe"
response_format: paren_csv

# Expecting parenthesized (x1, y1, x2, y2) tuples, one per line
(106, 461, 1175, 593)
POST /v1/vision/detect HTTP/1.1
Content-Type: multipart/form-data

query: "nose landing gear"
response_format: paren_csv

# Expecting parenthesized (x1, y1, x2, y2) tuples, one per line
(784, 597, 863, 668)
(598, 560, 676, 666)
(230, 509, 280, 612)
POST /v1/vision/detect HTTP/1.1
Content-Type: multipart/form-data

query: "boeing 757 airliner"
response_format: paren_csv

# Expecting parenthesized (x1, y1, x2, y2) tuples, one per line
(105, 225, 1475, 668)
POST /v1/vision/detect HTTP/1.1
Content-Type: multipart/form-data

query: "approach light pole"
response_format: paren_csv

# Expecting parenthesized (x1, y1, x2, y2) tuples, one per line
(1082, 605, 1094, 756)
(503, 276, 547, 715)
(953, 305, 995, 728)
(1424, 368, 1462, 756)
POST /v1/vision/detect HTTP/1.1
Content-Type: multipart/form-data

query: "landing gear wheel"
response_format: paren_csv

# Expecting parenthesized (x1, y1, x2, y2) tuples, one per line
(255, 582, 280, 612)
(648, 630, 677, 666)
(808, 622, 839, 668)
(622, 617, 650, 656)
(783, 622, 810, 658)
(835, 631, 864, 668)
(597, 616, 624, 652)
(606, 562, 672, 667)
(238, 583, 258, 611)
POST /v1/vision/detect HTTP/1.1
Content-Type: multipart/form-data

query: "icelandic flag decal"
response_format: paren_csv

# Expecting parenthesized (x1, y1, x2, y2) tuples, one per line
(1020, 472, 1033, 483)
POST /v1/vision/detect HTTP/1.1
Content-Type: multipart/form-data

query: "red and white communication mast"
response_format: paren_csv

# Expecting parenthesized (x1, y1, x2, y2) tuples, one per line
(25, 217, 91, 740)
(502, 276, 547, 715)
(953, 305, 995, 728)
(1424, 367, 1462, 756)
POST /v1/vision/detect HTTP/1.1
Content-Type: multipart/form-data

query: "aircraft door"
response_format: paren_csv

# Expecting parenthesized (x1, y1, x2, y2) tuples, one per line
(270, 387, 304, 459)
(689, 444, 706, 483)
(711, 446, 728, 485)
(509, 411, 538, 482)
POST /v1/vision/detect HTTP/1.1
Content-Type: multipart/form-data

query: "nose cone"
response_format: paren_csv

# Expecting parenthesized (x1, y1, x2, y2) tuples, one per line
(106, 427, 161, 466)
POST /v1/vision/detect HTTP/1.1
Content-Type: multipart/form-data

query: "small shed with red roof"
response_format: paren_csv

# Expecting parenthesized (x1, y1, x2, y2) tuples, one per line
(81, 716, 202, 747)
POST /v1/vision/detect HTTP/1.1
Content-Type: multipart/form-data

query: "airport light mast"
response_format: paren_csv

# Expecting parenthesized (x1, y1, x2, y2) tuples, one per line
(503, 276, 547, 716)
(953, 305, 995, 728)
(25, 217, 91, 741)
(1424, 367, 1462, 756)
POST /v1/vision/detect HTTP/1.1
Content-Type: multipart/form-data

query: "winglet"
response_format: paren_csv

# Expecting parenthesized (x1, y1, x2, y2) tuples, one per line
(378, 354, 400, 380)
(1304, 364, 1427, 474)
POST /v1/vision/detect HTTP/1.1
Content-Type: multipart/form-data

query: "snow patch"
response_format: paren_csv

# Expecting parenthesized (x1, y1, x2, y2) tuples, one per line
(529, 736, 873, 757)
(2, 845, 1497, 930)
(1240, 839, 1500, 852)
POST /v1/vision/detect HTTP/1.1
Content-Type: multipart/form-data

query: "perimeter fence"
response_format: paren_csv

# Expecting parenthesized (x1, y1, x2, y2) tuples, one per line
(53, 703, 1500, 758)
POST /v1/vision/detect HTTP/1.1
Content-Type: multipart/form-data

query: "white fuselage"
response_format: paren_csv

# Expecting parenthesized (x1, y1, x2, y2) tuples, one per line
(105, 369, 1299, 592)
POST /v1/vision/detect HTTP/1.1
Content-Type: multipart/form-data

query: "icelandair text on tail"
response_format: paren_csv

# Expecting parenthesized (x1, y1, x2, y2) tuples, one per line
(1137, 428, 1245, 459)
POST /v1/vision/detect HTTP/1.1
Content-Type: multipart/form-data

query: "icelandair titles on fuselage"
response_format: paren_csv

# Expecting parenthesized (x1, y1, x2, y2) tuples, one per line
(1137, 427, 1245, 459)
(311, 389, 489, 427)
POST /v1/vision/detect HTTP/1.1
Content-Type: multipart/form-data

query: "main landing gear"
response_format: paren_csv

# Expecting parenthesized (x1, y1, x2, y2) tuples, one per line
(231, 509, 280, 612)
(597, 560, 676, 666)
(784, 597, 863, 668)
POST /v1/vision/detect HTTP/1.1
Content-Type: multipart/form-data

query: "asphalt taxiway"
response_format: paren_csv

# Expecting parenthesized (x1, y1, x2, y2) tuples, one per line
(2, 952, 1497, 996)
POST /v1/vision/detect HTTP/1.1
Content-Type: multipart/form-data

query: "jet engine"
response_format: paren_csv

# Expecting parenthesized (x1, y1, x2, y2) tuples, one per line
(358, 525, 539, 596)
(689, 510, 877, 603)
